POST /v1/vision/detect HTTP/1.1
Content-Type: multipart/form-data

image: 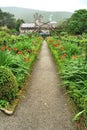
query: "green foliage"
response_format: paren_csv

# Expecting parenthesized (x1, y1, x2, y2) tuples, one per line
(60, 31, 68, 36)
(0, 30, 43, 107)
(8, 55, 30, 87)
(0, 30, 11, 46)
(0, 9, 24, 31)
(0, 100, 9, 108)
(0, 50, 12, 66)
(0, 31, 43, 93)
(67, 9, 87, 34)
(15, 19, 24, 31)
(58, 9, 87, 35)
(72, 110, 85, 121)
(0, 9, 16, 29)
(61, 59, 87, 109)
(0, 66, 18, 102)
(47, 35, 87, 124)
(12, 39, 34, 52)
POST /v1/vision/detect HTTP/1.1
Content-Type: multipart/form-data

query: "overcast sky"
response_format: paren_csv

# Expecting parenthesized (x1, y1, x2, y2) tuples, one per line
(0, 0, 87, 12)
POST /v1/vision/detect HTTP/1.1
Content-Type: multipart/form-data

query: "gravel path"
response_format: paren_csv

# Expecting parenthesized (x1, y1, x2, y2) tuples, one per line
(0, 41, 76, 130)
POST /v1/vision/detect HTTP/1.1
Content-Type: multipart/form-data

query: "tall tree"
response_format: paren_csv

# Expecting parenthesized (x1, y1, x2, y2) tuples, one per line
(67, 9, 87, 34)
(3, 12, 16, 29)
(15, 19, 24, 31)
(0, 9, 24, 31)
(0, 9, 16, 29)
(0, 9, 4, 26)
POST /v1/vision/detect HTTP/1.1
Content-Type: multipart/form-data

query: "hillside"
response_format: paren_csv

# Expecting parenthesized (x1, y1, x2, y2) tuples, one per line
(0, 7, 72, 23)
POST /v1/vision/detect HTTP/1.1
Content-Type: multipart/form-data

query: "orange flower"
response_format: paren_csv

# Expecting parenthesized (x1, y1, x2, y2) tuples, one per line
(53, 44, 60, 47)
(17, 51, 22, 55)
(24, 58, 30, 62)
(61, 55, 65, 59)
(14, 47, 18, 51)
(72, 55, 77, 59)
(61, 53, 67, 59)
(1, 46, 6, 50)
(55, 44, 60, 47)
(63, 53, 66, 56)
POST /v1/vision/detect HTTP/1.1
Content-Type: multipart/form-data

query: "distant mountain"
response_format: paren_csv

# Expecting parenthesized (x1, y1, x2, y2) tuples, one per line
(0, 7, 72, 23)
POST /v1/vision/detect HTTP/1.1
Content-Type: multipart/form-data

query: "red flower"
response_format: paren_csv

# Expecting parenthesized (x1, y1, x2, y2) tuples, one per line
(1, 46, 6, 50)
(17, 51, 22, 55)
(53, 44, 60, 47)
(61, 55, 65, 59)
(63, 53, 66, 56)
(14, 47, 18, 51)
(72, 55, 77, 59)
(55, 44, 59, 47)
(61, 53, 67, 59)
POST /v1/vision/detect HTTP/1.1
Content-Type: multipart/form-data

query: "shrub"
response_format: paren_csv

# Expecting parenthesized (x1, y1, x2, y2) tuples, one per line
(0, 100, 9, 108)
(0, 66, 18, 102)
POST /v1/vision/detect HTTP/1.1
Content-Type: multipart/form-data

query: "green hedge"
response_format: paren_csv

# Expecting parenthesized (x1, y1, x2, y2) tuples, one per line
(0, 66, 18, 102)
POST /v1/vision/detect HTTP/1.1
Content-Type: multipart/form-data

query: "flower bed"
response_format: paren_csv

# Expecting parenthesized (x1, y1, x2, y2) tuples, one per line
(46, 35, 87, 126)
(0, 31, 43, 111)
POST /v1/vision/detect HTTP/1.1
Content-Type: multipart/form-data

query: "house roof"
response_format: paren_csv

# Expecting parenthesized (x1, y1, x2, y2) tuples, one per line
(20, 23, 35, 28)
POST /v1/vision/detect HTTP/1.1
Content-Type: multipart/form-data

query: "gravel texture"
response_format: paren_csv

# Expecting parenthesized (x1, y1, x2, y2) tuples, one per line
(0, 41, 76, 130)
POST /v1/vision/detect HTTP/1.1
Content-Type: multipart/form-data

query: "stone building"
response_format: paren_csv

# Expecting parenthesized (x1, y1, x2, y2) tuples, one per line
(19, 13, 57, 34)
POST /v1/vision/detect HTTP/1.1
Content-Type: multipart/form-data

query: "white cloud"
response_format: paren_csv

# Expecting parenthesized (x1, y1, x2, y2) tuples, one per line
(0, 0, 87, 12)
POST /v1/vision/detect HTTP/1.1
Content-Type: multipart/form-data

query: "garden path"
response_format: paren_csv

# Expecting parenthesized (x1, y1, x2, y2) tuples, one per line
(0, 41, 76, 130)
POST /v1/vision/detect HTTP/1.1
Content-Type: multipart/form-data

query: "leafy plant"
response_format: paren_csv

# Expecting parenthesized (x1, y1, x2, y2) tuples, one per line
(0, 50, 12, 66)
(0, 100, 9, 108)
(72, 110, 85, 121)
(47, 35, 87, 124)
(0, 66, 18, 102)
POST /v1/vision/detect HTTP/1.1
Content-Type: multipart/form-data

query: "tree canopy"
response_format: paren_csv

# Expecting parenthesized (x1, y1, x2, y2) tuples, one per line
(58, 9, 87, 35)
(0, 9, 24, 31)
(67, 9, 87, 34)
